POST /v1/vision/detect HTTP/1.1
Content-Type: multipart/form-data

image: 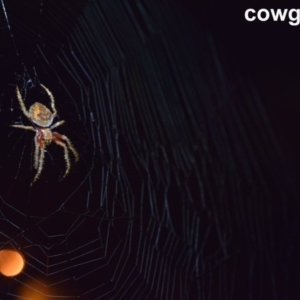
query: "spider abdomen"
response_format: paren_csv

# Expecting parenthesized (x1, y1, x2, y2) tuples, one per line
(29, 102, 54, 127)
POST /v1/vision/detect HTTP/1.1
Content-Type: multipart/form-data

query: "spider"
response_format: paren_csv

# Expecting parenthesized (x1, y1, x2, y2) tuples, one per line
(11, 84, 79, 183)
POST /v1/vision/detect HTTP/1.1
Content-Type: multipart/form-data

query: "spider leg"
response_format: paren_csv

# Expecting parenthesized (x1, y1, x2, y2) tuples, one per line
(40, 84, 57, 117)
(33, 135, 40, 169)
(16, 86, 31, 120)
(50, 120, 65, 130)
(53, 139, 71, 179)
(10, 124, 35, 131)
(33, 144, 45, 183)
(62, 135, 79, 162)
(53, 132, 79, 162)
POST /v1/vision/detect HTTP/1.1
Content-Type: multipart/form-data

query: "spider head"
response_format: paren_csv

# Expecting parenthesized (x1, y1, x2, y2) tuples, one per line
(29, 102, 55, 127)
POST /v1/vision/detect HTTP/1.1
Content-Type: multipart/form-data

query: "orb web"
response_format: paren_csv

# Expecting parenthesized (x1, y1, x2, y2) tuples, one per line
(0, 1, 297, 300)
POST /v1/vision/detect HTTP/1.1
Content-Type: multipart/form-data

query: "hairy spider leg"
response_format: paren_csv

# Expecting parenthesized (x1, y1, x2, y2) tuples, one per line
(52, 132, 79, 179)
(53, 132, 79, 162)
(50, 120, 65, 130)
(40, 84, 57, 116)
(16, 86, 31, 120)
(32, 129, 50, 182)
(10, 125, 35, 131)
(62, 136, 79, 162)
(33, 142, 45, 183)
(53, 138, 71, 179)
(33, 135, 40, 170)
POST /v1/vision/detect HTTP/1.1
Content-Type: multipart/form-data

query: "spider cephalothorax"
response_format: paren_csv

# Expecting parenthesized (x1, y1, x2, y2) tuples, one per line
(11, 84, 79, 183)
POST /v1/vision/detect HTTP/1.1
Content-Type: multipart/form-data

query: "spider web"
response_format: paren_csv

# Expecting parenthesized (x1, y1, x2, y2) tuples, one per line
(0, 1, 298, 299)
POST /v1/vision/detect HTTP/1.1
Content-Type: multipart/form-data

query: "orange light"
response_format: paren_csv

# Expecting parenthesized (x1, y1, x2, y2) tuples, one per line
(0, 249, 25, 277)
(17, 279, 58, 300)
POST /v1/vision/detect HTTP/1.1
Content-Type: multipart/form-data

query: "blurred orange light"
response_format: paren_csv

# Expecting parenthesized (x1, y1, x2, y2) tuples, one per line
(0, 249, 25, 277)
(17, 278, 57, 300)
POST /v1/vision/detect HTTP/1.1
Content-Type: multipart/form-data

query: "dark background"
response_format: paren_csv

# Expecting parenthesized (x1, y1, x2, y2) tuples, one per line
(193, 5, 300, 176)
